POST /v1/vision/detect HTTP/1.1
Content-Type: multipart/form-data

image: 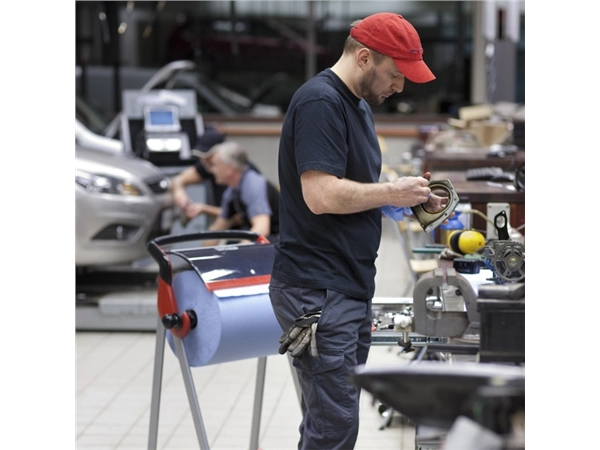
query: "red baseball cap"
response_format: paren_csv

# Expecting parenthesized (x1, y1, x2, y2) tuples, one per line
(350, 12, 435, 83)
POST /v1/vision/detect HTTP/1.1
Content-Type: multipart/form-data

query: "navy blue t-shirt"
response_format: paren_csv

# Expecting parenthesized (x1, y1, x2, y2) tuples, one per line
(272, 69, 382, 300)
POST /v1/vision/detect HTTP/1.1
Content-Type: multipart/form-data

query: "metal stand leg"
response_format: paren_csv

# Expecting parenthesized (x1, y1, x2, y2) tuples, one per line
(249, 357, 267, 450)
(378, 406, 395, 430)
(413, 344, 429, 363)
(148, 318, 166, 450)
(173, 336, 211, 450)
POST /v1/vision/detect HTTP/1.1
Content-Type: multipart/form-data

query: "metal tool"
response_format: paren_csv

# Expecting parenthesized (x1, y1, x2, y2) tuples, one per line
(412, 268, 480, 338)
(483, 240, 525, 283)
(371, 268, 481, 352)
(411, 179, 460, 233)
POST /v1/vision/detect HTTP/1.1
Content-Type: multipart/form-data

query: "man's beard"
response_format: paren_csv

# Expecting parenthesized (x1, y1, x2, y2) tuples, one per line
(358, 66, 384, 106)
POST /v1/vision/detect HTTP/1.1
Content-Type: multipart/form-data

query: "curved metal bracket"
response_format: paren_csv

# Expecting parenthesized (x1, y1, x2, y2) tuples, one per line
(411, 179, 460, 233)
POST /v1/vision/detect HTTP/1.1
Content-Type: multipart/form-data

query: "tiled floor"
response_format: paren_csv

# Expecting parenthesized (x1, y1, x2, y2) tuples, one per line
(76, 219, 425, 450)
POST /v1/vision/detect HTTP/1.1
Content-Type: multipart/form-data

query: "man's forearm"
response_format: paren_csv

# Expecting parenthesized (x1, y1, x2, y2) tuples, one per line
(301, 172, 394, 215)
(301, 170, 430, 215)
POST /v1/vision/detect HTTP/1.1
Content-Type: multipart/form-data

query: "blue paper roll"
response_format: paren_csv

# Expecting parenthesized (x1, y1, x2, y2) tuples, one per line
(167, 270, 283, 367)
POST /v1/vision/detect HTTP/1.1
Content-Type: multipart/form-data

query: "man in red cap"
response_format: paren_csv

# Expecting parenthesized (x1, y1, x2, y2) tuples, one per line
(269, 12, 440, 450)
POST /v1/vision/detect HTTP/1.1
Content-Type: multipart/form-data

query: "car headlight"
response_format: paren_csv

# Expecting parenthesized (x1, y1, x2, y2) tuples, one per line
(76, 171, 144, 196)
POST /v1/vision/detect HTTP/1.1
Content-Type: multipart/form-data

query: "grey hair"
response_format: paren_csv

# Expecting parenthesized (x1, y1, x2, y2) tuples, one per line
(214, 141, 249, 171)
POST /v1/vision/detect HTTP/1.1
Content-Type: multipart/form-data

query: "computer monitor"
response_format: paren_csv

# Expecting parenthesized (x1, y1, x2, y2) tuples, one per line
(143, 105, 181, 133)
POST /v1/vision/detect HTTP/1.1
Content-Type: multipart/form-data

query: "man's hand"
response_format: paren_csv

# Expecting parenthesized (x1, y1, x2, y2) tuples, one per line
(422, 191, 447, 214)
(183, 202, 208, 219)
(174, 192, 191, 211)
(389, 175, 431, 207)
(226, 212, 245, 228)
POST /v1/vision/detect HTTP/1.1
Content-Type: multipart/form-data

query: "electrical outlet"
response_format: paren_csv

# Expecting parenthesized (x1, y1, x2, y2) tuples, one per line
(486, 203, 510, 240)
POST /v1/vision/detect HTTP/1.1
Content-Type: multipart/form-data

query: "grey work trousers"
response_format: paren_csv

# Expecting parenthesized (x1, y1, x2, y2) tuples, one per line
(269, 277, 372, 450)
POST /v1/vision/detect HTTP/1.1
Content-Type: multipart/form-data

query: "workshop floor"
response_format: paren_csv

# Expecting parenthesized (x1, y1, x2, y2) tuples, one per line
(76, 218, 421, 450)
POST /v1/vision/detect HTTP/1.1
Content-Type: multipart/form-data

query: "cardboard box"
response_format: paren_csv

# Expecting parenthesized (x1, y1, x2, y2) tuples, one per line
(455, 104, 512, 147)
(458, 104, 493, 122)
(469, 121, 511, 147)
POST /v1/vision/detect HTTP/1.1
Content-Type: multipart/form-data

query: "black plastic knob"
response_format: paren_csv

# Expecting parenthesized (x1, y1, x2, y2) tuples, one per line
(186, 310, 198, 329)
(161, 313, 182, 329)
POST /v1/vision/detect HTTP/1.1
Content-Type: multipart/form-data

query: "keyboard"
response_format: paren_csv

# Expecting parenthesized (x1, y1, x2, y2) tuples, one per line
(466, 167, 514, 182)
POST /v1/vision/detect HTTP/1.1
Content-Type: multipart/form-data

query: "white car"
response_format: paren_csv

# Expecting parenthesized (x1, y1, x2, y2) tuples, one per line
(75, 119, 174, 268)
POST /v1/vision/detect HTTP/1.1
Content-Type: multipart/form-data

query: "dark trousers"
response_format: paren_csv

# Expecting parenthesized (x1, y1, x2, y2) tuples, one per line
(269, 277, 372, 450)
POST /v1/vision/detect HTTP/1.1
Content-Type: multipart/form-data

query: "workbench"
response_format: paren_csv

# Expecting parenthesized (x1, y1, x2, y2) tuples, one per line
(433, 170, 525, 236)
(422, 148, 525, 173)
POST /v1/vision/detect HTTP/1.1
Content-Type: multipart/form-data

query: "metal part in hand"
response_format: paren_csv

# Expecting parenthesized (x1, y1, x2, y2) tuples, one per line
(411, 179, 460, 233)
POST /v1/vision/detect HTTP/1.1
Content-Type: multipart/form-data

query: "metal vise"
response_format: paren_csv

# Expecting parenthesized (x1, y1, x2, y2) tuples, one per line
(413, 268, 480, 338)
